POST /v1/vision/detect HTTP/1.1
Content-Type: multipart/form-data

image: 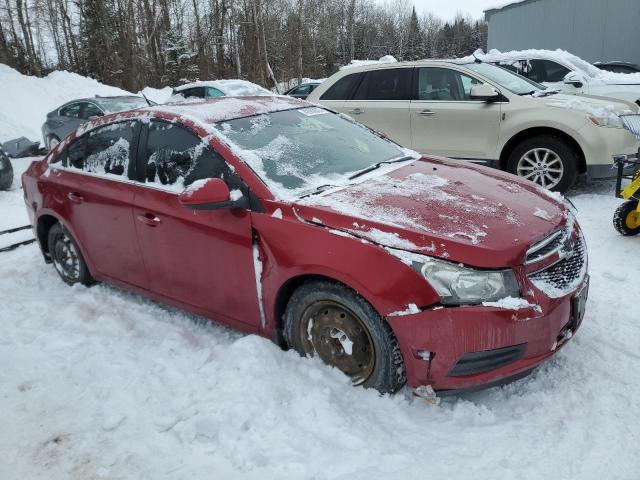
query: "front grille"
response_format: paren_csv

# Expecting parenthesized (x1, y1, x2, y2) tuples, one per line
(529, 233, 587, 298)
(525, 229, 566, 264)
(621, 114, 640, 139)
(448, 344, 526, 377)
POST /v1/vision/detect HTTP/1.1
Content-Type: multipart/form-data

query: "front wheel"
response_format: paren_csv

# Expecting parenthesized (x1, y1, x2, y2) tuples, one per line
(613, 200, 640, 236)
(507, 135, 578, 193)
(47, 223, 94, 285)
(284, 280, 406, 394)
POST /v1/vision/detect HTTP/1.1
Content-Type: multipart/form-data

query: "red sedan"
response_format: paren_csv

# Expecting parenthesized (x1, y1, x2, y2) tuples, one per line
(22, 96, 588, 394)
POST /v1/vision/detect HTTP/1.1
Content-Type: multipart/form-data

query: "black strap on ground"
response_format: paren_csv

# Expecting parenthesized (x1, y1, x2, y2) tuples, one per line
(0, 225, 31, 236)
(0, 238, 36, 253)
(0, 224, 36, 252)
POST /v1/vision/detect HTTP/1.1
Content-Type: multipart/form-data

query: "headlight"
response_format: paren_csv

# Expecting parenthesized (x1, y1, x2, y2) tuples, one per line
(411, 257, 520, 306)
(588, 114, 623, 128)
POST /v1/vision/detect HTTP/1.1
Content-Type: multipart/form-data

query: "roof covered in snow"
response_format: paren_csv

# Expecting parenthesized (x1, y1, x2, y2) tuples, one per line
(174, 80, 273, 97)
(484, 0, 537, 16)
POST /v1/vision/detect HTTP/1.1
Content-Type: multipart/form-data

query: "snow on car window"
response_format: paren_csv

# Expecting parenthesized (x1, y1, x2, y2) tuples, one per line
(85, 137, 130, 175)
(215, 107, 408, 200)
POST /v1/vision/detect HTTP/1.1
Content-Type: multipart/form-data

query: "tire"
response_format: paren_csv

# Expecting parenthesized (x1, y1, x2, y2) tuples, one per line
(0, 151, 13, 191)
(284, 280, 406, 394)
(48, 135, 60, 151)
(47, 223, 94, 286)
(507, 135, 578, 193)
(613, 200, 640, 236)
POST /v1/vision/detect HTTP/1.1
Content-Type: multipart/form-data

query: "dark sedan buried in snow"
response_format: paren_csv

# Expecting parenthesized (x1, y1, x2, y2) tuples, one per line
(22, 96, 589, 395)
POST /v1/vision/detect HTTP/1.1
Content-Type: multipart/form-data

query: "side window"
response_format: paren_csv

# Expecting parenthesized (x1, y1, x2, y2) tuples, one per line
(205, 87, 224, 98)
(59, 103, 82, 118)
(65, 136, 87, 169)
(179, 87, 204, 99)
(144, 121, 232, 192)
(292, 85, 312, 96)
(353, 68, 411, 100)
(81, 102, 103, 120)
(320, 73, 362, 100)
(540, 60, 571, 82)
(417, 68, 472, 101)
(82, 121, 136, 176)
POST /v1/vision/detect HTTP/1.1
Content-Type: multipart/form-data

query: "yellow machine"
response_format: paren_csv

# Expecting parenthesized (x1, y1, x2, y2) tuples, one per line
(613, 157, 640, 236)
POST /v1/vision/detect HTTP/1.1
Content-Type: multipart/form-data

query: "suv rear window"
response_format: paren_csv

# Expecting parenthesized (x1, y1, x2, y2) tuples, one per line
(320, 73, 361, 100)
(353, 68, 412, 100)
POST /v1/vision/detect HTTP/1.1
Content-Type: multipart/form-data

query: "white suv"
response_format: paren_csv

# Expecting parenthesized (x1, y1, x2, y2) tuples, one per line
(307, 60, 640, 192)
(479, 49, 640, 106)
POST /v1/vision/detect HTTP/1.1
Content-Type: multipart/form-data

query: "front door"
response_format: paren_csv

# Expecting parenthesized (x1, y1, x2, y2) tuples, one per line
(50, 120, 147, 287)
(131, 120, 262, 327)
(410, 67, 501, 160)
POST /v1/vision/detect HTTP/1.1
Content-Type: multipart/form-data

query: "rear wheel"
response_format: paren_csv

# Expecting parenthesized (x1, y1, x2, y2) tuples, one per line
(47, 223, 94, 285)
(507, 135, 578, 193)
(284, 280, 406, 393)
(613, 200, 640, 236)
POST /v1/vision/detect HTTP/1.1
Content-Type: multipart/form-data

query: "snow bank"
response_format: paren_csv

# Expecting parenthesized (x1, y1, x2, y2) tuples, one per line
(0, 64, 130, 142)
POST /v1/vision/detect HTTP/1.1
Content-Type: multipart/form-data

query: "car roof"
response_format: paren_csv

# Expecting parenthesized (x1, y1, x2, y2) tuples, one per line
(138, 95, 309, 126)
(336, 58, 474, 74)
(59, 95, 145, 108)
(173, 80, 273, 96)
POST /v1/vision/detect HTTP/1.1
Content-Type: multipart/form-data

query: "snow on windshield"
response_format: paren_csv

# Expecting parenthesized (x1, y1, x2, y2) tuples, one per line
(214, 108, 408, 201)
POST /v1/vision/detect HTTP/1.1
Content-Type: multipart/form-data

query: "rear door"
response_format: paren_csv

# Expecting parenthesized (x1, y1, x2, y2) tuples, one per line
(131, 120, 261, 327)
(341, 67, 413, 146)
(51, 121, 147, 286)
(410, 66, 501, 160)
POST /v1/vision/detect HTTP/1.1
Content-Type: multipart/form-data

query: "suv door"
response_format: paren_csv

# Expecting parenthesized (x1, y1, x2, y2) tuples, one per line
(341, 67, 412, 146)
(131, 120, 262, 328)
(50, 121, 147, 286)
(410, 66, 501, 160)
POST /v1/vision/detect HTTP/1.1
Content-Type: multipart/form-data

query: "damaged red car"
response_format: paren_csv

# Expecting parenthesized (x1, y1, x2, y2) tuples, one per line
(22, 96, 589, 394)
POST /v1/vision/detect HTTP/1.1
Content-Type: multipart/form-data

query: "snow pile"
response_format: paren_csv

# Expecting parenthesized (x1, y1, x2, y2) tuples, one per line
(341, 55, 398, 70)
(0, 64, 130, 142)
(140, 86, 173, 104)
(482, 297, 538, 310)
(545, 97, 630, 122)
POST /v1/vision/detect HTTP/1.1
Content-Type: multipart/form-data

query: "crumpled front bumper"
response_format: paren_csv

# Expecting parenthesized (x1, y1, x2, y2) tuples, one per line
(387, 278, 588, 392)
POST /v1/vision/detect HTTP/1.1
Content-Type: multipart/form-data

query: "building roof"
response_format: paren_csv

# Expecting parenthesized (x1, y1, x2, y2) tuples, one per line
(484, 0, 542, 18)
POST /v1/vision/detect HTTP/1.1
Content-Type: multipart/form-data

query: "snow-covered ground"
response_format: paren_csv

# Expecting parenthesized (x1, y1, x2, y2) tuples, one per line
(1, 156, 640, 478)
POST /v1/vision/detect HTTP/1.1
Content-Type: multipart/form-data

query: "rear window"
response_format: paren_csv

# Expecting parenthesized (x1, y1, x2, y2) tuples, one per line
(320, 73, 362, 100)
(353, 68, 412, 100)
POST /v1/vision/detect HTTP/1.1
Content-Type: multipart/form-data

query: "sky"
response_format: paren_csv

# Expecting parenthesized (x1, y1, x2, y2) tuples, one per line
(382, 0, 509, 21)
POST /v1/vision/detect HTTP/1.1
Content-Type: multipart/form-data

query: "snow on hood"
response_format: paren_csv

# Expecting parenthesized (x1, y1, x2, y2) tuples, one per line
(297, 157, 568, 268)
(470, 48, 640, 85)
(543, 94, 636, 120)
(340, 55, 398, 70)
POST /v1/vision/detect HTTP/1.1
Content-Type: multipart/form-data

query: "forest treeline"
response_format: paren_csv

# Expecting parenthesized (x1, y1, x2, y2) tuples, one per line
(0, 0, 487, 91)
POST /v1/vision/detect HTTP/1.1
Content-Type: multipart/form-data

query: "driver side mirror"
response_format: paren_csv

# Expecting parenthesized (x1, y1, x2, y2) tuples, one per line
(563, 72, 584, 88)
(178, 178, 247, 210)
(470, 84, 500, 102)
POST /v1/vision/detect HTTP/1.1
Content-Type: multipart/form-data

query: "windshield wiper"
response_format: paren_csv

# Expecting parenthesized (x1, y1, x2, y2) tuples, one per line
(299, 184, 338, 198)
(518, 90, 537, 96)
(348, 155, 414, 180)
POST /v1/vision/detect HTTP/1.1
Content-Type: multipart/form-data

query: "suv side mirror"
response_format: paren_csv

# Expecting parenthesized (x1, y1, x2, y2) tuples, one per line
(178, 178, 247, 210)
(470, 84, 500, 102)
(563, 72, 584, 88)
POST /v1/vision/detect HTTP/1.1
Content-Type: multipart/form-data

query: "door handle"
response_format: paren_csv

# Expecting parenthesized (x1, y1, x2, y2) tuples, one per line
(418, 110, 435, 116)
(349, 108, 364, 115)
(67, 192, 84, 203)
(137, 213, 161, 226)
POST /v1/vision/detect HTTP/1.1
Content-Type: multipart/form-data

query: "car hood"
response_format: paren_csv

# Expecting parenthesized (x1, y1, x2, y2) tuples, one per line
(295, 158, 568, 268)
(541, 93, 637, 115)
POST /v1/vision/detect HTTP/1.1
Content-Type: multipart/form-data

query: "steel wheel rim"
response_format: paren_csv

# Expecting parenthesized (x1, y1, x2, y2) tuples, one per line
(53, 233, 80, 281)
(299, 301, 375, 385)
(516, 147, 564, 189)
(626, 210, 640, 229)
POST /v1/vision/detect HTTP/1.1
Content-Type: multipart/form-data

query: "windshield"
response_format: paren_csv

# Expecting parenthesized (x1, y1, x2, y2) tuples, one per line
(99, 97, 149, 113)
(466, 63, 546, 95)
(216, 107, 408, 199)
